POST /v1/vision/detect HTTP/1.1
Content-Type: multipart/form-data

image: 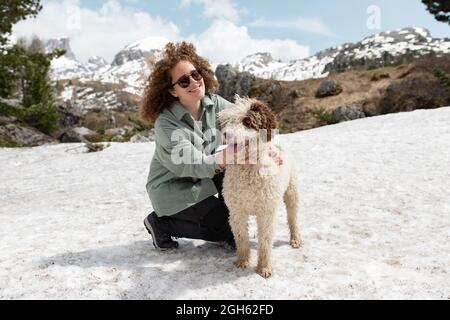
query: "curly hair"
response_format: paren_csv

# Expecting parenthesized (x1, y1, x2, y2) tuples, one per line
(139, 41, 219, 124)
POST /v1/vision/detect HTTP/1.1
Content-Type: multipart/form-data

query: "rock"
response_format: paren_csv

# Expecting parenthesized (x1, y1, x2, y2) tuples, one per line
(0, 116, 18, 124)
(130, 134, 151, 143)
(316, 80, 343, 98)
(254, 81, 283, 104)
(87, 56, 109, 70)
(289, 89, 301, 99)
(332, 105, 366, 122)
(73, 127, 95, 136)
(130, 129, 155, 143)
(57, 103, 81, 127)
(362, 102, 379, 117)
(111, 135, 126, 142)
(0, 123, 54, 147)
(45, 38, 77, 60)
(379, 73, 449, 114)
(58, 127, 94, 143)
(215, 64, 255, 102)
(105, 126, 133, 136)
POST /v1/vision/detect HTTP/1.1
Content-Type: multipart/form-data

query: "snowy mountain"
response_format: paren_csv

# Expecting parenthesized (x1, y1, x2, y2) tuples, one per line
(48, 37, 166, 95)
(46, 38, 110, 80)
(45, 38, 76, 60)
(91, 37, 166, 95)
(48, 27, 450, 96)
(236, 27, 450, 81)
(1, 107, 449, 299)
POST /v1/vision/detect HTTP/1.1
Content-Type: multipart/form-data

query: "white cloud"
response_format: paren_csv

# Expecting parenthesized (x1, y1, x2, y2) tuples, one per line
(180, 0, 241, 22)
(188, 20, 310, 64)
(249, 17, 334, 36)
(11, 0, 310, 65)
(12, 0, 180, 62)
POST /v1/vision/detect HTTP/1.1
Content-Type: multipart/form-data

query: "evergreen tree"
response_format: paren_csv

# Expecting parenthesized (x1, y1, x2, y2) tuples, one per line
(16, 36, 64, 134)
(0, 0, 42, 46)
(0, 0, 42, 98)
(422, 0, 450, 25)
(0, 1, 64, 134)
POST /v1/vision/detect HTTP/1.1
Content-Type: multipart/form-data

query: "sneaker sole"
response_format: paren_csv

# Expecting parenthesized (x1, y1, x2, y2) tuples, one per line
(144, 217, 176, 251)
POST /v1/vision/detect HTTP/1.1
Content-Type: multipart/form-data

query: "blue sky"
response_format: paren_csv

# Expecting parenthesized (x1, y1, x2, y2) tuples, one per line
(12, 0, 449, 63)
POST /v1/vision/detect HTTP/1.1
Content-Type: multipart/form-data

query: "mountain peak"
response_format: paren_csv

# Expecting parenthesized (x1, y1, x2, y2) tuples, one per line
(241, 52, 275, 64)
(45, 38, 77, 60)
(123, 36, 169, 52)
(87, 56, 109, 68)
(111, 36, 168, 67)
(361, 27, 433, 46)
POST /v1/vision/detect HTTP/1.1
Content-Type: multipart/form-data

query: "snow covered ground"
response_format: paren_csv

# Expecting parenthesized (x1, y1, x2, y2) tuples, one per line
(1, 108, 449, 299)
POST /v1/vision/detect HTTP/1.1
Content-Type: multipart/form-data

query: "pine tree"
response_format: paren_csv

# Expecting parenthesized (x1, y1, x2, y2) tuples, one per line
(0, 0, 42, 46)
(0, 0, 42, 98)
(0, 1, 64, 134)
(422, 0, 450, 25)
(16, 37, 64, 134)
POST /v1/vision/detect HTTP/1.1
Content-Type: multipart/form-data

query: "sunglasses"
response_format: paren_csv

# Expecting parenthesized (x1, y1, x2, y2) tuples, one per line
(171, 69, 203, 89)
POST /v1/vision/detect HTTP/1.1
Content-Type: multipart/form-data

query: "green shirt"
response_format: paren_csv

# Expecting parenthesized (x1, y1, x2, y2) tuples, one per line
(146, 94, 232, 216)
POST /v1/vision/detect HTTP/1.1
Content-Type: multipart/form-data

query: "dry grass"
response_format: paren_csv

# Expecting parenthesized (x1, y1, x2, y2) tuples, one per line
(246, 57, 450, 133)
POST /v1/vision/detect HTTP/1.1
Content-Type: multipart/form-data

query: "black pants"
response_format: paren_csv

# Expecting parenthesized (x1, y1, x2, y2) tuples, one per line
(156, 173, 234, 243)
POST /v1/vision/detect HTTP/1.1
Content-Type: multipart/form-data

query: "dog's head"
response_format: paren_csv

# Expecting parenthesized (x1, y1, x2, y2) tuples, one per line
(219, 95, 277, 141)
(218, 96, 278, 163)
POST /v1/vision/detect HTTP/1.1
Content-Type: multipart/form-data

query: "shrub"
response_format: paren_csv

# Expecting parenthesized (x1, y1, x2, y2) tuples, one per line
(312, 107, 338, 124)
(20, 102, 59, 134)
(379, 72, 450, 114)
(84, 142, 110, 153)
(0, 135, 23, 148)
(434, 69, 450, 88)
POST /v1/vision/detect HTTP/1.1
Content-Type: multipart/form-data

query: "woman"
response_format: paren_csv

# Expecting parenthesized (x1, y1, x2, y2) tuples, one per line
(140, 41, 280, 250)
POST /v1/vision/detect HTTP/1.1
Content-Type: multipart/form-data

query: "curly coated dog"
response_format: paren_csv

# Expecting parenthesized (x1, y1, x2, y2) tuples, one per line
(218, 96, 303, 278)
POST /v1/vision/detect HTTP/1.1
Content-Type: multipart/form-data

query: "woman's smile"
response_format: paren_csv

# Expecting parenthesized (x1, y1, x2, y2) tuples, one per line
(188, 84, 202, 93)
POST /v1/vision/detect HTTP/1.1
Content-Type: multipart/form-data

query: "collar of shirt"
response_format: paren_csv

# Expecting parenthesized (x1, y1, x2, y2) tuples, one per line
(169, 95, 214, 121)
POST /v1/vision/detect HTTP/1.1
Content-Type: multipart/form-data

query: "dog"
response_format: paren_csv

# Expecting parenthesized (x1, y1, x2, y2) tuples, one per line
(218, 96, 303, 278)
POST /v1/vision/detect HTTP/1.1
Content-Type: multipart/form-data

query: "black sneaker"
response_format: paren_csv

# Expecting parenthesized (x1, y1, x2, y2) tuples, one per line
(144, 213, 178, 251)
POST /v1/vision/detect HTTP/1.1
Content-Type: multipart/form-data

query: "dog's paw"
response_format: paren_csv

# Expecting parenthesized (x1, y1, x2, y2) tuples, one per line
(256, 266, 273, 279)
(290, 238, 304, 248)
(234, 259, 250, 269)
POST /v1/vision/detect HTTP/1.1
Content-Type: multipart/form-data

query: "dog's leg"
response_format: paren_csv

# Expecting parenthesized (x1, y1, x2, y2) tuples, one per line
(229, 212, 251, 269)
(255, 213, 275, 278)
(283, 175, 303, 248)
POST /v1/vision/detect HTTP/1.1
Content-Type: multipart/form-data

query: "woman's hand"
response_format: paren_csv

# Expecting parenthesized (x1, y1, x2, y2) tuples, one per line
(268, 144, 283, 166)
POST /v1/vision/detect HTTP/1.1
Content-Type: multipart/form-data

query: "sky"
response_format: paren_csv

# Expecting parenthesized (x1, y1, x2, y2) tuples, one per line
(12, 0, 450, 64)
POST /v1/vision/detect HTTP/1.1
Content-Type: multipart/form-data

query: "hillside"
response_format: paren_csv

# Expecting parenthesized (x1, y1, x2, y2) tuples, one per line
(219, 54, 450, 132)
(1, 28, 449, 147)
(0, 107, 449, 299)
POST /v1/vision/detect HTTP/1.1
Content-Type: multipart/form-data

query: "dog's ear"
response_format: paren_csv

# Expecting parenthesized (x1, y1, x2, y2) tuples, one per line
(243, 101, 278, 141)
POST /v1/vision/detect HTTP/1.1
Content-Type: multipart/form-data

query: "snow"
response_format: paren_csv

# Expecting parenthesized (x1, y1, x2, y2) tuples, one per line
(51, 56, 81, 70)
(49, 27, 450, 90)
(1, 108, 450, 299)
(414, 27, 430, 39)
(61, 86, 74, 101)
(124, 36, 169, 52)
